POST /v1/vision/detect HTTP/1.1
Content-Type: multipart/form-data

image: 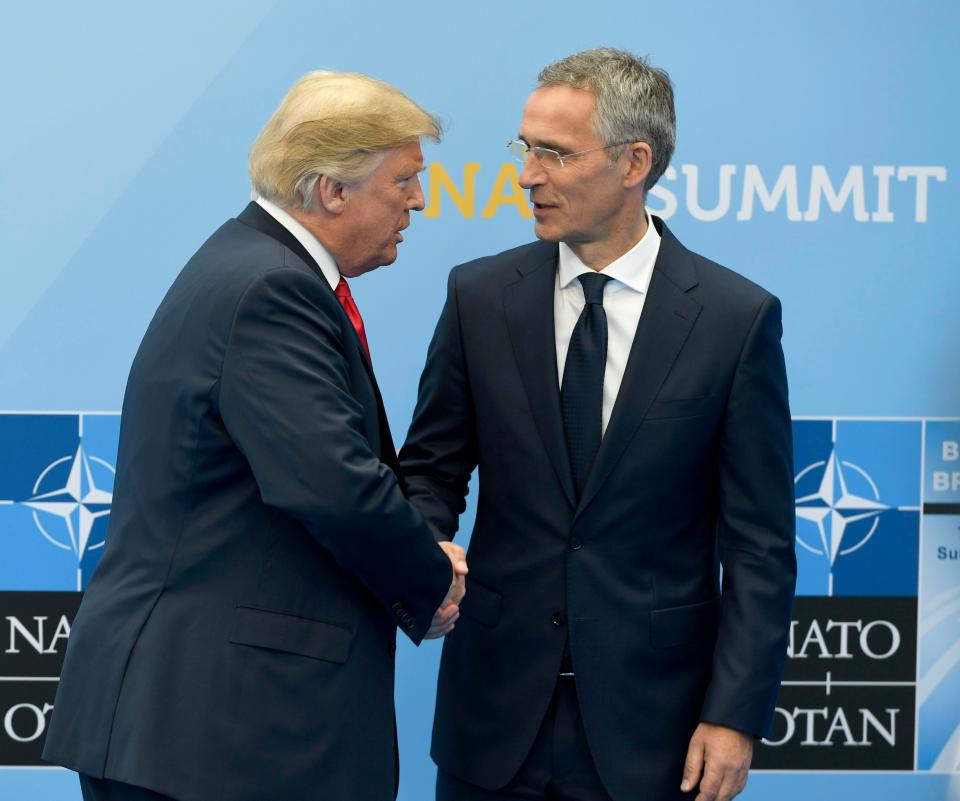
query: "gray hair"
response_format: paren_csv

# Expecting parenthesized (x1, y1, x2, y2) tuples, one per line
(538, 48, 676, 191)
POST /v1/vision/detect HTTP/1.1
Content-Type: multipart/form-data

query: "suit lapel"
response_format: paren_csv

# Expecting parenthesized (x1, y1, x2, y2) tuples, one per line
(503, 243, 578, 509)
(235, 203, 402, 482)
(575, 219, 703, 518)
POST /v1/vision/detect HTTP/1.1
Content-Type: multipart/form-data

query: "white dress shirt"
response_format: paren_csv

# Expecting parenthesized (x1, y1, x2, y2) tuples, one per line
(255, 196, 341, 291)
(555, 212, 661, 434)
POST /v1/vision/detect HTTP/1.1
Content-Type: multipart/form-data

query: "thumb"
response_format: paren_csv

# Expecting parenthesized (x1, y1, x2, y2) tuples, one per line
(680, 729, 704, 793)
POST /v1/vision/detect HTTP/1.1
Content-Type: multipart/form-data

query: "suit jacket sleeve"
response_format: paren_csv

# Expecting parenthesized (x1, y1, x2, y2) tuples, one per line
(399, 267, 478, 541)
(218, 266, 452, 644)
(700, 293, 797, 738)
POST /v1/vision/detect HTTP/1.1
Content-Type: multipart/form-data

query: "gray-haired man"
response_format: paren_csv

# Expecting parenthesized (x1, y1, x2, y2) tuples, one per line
(401, 48, 797, 801)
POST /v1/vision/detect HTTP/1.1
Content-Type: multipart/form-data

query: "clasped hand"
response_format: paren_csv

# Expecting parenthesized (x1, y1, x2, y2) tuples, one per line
(424, 541, 468, 639)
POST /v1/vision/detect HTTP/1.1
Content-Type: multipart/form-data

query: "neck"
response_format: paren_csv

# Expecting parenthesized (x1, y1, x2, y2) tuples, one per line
(287, 206, 346, 259)
(568, 210, 649, 271)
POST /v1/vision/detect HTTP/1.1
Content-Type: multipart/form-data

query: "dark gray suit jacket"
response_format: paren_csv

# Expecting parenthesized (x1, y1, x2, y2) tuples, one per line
(43, 202, 452, 801)
(400, 217, 797, 801)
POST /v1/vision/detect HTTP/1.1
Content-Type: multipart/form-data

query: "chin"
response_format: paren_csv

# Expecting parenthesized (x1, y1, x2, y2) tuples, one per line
(533, 221, 563, 242)
(355, 249, 397, 275)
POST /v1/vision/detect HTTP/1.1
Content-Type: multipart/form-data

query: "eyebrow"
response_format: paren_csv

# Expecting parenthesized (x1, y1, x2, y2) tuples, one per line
(398, 164, 426, 177)
(517, 134, 569, 153)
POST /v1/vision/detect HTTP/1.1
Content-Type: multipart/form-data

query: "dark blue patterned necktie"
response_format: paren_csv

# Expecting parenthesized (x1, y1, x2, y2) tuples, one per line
(561, 272, 611, 499)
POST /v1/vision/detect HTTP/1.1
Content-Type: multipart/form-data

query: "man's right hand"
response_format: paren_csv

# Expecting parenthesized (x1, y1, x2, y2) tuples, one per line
(424, 542, 468, 639)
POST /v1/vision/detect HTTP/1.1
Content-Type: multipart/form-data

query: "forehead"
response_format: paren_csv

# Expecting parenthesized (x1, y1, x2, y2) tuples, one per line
(381, 139, 424, 173)
(520, 86, 599, 147)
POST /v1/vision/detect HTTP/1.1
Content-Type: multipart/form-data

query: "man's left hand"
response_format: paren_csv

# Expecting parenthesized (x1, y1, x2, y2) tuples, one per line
(680, 722, 753, 801)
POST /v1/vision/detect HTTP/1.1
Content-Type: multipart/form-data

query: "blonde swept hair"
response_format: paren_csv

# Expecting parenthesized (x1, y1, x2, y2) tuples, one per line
(249, 71, 441, 210)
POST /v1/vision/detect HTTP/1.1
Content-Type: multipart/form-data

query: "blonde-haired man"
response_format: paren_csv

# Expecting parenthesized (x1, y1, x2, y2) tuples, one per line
(42, 71, 466, 801)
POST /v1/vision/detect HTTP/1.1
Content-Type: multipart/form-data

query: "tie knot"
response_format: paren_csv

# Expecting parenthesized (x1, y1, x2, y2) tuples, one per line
(334, 276, 351, 299)
(577, 272, 610, 306)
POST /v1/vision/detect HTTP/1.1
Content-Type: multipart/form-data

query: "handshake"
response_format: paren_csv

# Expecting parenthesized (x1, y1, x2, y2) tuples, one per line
(425, 541, 468, 639)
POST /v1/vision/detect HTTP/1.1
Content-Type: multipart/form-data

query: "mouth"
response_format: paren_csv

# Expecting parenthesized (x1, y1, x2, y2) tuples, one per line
(395, 224, 408, 243)
(532, 202, 556, 216)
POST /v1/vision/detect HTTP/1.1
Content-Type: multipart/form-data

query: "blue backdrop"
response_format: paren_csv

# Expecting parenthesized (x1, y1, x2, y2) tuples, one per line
(1, 1, 957, 799)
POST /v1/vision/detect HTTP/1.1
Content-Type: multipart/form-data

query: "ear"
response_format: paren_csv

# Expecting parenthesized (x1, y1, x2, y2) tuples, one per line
(316, 174, 349, 214)
(622, 141, 653, 190)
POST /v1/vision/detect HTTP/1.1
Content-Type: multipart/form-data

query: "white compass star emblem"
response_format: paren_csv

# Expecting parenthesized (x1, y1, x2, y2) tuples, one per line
(23, 444, 114, 561)
(794, 449, 888, 566)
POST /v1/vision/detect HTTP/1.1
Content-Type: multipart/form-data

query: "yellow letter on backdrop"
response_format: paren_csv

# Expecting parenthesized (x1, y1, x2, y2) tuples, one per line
(481, 163, 533, 219)
(424, 163, 480, 218)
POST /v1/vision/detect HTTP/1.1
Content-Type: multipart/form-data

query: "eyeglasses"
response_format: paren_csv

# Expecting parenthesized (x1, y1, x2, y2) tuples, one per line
(506, 138, 633, 170)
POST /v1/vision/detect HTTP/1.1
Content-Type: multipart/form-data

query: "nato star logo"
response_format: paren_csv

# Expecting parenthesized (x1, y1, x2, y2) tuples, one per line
(792, 419, 921, 597)
(0, 412, 120, 590)
(795, 449, 888, 567)
(23, 443, 113, 562)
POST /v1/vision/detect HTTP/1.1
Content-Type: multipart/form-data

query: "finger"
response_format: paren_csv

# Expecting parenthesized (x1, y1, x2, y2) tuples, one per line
(424, 618, 457, 637)
(694, 764, 723, 801)
(424, 614, 457, 638)
(437, 603, 459, 618)
(712, 766, 745, 801)
(736, 768, 749, 798)
(444, 544, 468, 574)
(425, 620, 457, 638)
(680, 735, 704, 794)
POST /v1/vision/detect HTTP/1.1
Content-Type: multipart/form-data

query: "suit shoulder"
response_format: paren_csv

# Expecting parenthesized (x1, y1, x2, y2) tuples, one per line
(173, 220, 336, 313)
(450, 240, 555, 287)
(138, 220, 339, 360)
(689, 249, 777, 310)
(196, 219, 318, 285)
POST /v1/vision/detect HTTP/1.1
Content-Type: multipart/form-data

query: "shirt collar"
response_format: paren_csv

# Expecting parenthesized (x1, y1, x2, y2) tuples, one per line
(557, 210, 661, 293)
(255, 196, 341, 291)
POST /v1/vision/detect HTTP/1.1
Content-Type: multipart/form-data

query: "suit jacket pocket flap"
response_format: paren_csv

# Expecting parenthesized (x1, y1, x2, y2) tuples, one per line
(650, 597, 720, 648)
(229, 606, 352, 663)
(460, 577, 503, 628)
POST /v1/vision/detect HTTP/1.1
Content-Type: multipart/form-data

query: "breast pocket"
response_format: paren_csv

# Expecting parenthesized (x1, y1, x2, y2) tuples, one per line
(228, 605, 353, 663)
(645, 394, 717, 421)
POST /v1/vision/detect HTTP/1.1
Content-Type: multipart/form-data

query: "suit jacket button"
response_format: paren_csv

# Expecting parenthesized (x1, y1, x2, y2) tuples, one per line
(389, 642, 397, 654)
(552, 611, 565, 627)
(569, 536, 582, 550)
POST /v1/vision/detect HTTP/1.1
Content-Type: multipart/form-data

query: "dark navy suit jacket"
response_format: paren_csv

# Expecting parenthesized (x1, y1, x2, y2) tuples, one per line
(400, 217, 797, 801)
(42, 203, 452, 801)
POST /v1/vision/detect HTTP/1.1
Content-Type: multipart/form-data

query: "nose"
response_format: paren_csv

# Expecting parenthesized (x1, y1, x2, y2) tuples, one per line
(518, 152, 545, 189)
(409, 174, 426, 212)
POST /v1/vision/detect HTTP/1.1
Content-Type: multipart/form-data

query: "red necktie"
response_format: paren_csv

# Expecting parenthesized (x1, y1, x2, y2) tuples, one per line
(334, 277, 371, 361)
